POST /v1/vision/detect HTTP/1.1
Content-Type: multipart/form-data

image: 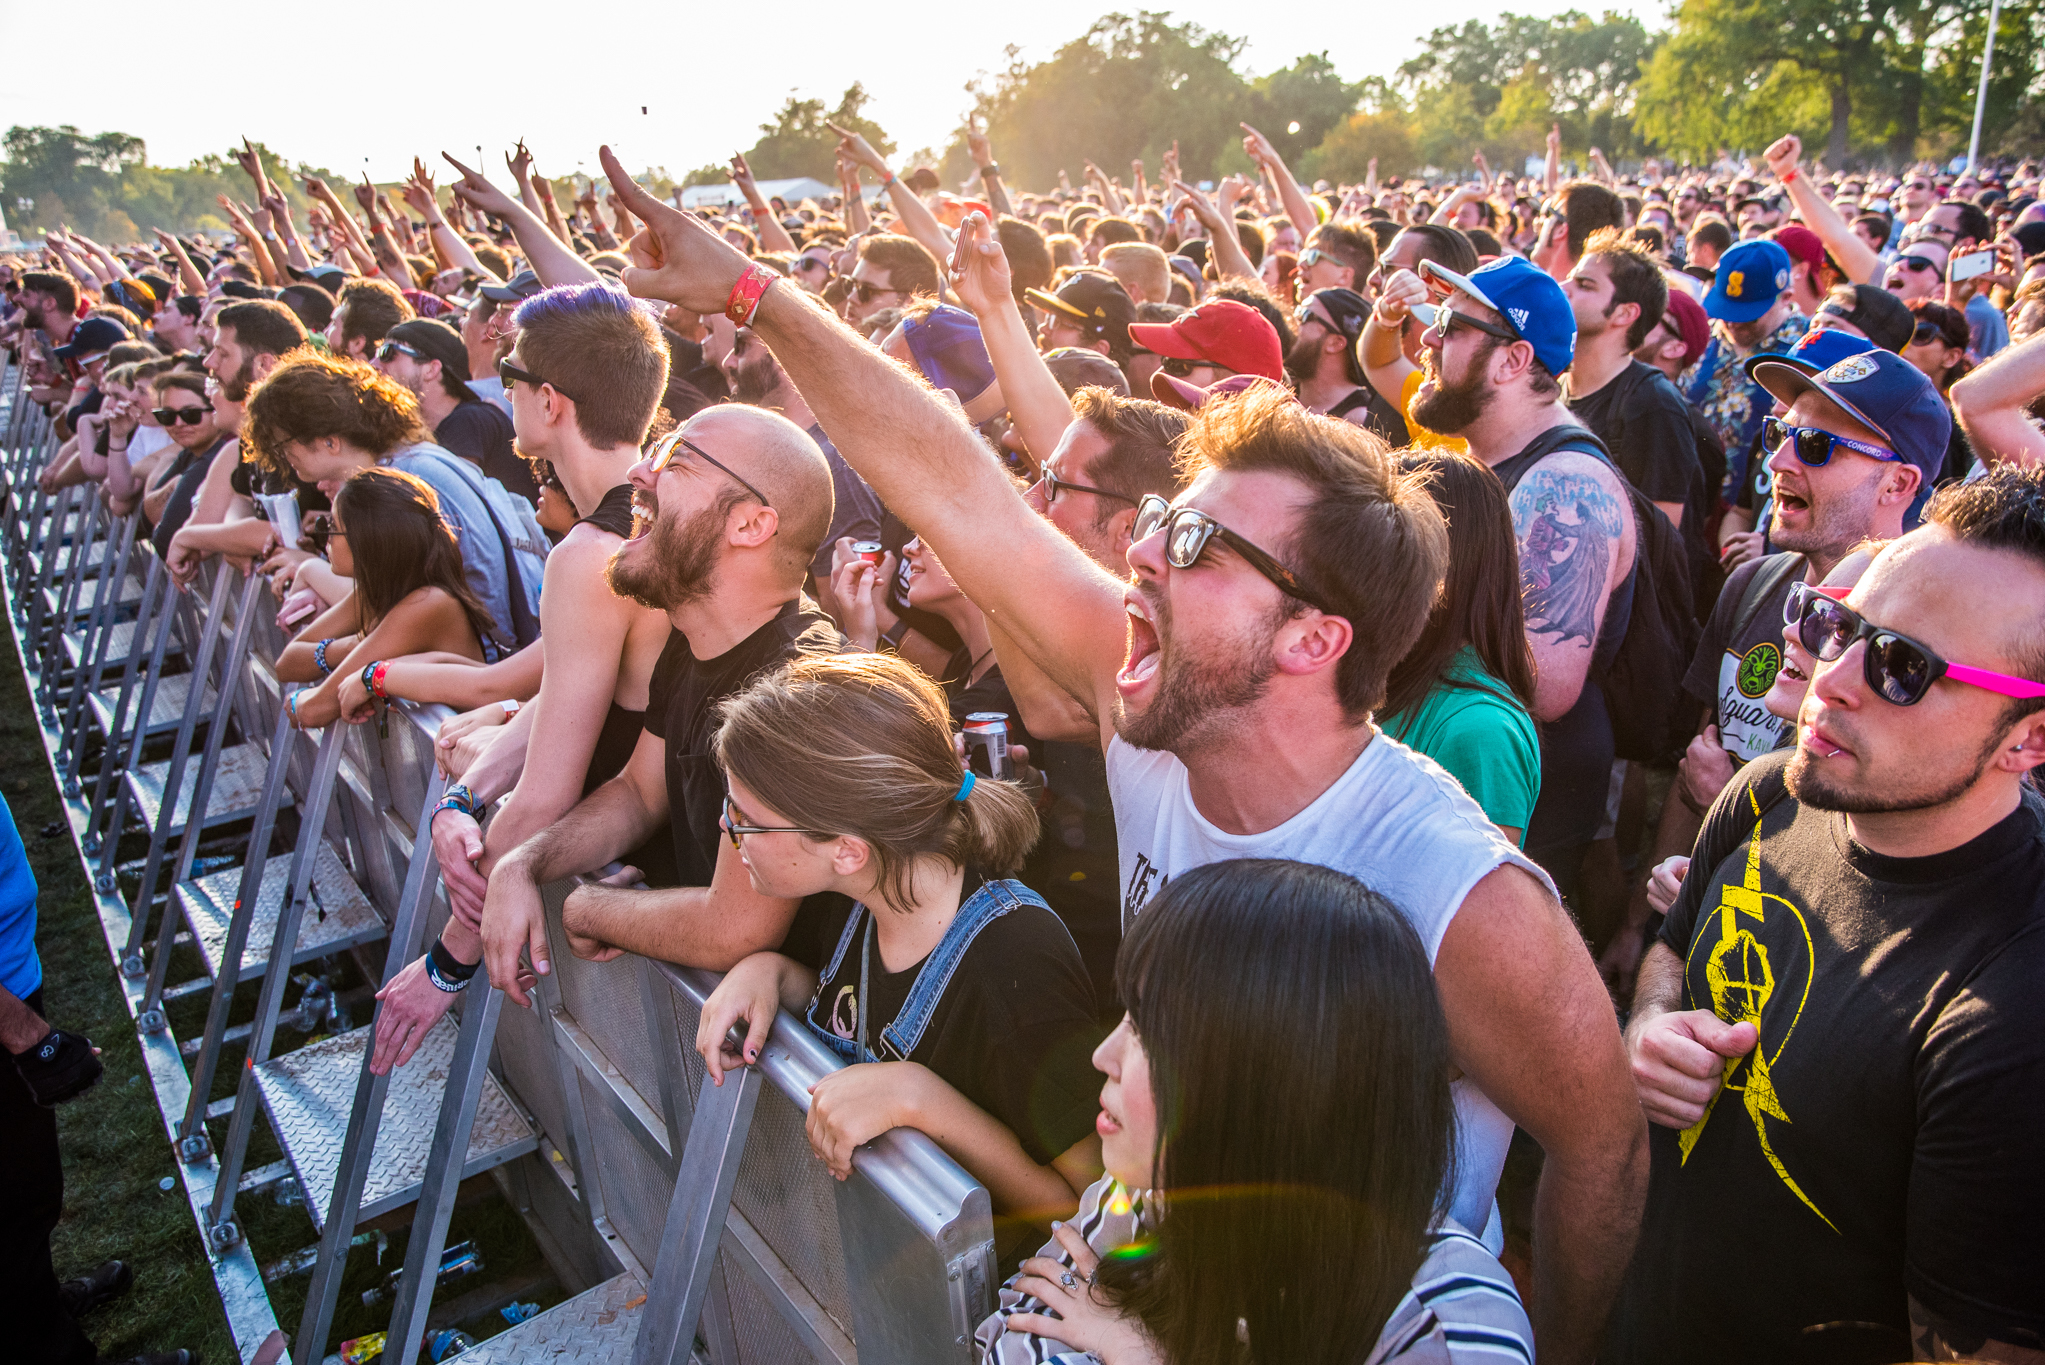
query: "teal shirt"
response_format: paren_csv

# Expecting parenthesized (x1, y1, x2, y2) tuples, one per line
(1381, 648, 1541, 843)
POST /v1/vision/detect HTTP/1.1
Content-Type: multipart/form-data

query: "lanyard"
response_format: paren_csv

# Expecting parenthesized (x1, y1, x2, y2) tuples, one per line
(855, 911, 874, 1063)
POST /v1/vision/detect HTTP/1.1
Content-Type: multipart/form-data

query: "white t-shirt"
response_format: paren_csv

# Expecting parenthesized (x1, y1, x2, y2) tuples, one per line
(1105, 730, 1555, 1245)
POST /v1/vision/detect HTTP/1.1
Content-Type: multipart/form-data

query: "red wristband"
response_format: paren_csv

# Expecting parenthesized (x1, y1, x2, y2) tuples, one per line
(370, 661, 389, 701)
(1780, 168, 1799, 185)
(725, 264, 778, 328)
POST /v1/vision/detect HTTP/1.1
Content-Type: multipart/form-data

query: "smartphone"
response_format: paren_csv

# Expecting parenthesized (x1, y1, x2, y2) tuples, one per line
(1951, 248, 1994, 282)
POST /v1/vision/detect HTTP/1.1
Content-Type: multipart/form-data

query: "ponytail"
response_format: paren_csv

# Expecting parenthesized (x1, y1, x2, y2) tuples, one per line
(943, 767, 1038, 879)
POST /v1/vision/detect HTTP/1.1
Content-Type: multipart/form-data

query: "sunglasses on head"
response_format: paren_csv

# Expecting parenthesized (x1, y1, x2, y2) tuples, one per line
(376, 339, 426, 363)
(646, 429, 775, 509)
(1788, 579, 2045, 707)
(1131, 494, 1337, 615)
(152, 405, 209, 426)
(1763, 415, 1900, 467)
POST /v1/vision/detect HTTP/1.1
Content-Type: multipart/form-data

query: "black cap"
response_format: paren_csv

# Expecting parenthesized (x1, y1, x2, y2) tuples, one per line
(1042, 347, 1130, 397)
(1817, 283, 1915, 353)
(53, 316, 132, 361)
(1303, 287, 1371, 340)
(385, 318, 471, 383)
(1023, 270, 1135, 354)
(480, 269, 542, 303)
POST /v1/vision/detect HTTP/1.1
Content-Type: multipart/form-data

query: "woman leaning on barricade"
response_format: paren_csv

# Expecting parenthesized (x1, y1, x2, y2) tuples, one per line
(695, 651, 1105, 1243)
(975, 859, 1534, 1365)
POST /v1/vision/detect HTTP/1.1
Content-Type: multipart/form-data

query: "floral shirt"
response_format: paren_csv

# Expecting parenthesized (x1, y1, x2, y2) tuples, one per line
(973, 1176, 1532, 1364)
(1685, 310, 1809, 504)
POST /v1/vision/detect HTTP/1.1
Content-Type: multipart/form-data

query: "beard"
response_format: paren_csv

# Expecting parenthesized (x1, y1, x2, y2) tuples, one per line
(1282, 335, 1322, 382)
(729, 347, 783, 406)
(1785, 716, 2005, 814)
(1115, 587, 1284, 754)
(221, 354, 260, 404)
(604, 489, 730, 611)
(1409, 342, 1497, 436)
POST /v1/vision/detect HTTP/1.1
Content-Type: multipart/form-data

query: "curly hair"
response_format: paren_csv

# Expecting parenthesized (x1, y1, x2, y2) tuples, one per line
(241, 351, 427, 477)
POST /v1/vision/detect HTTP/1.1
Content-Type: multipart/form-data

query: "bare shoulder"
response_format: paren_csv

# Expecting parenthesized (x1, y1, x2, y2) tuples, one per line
(538, 525, 634, 618)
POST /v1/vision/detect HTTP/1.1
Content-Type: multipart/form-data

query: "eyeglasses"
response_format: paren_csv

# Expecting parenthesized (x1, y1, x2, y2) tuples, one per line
(1412, 302, 1520, 345)
(1296, 247, 1328, 269)
(1909, 222, 1957, 240)
(1131, 493, 1337, 615)
(499, 358, 578, 404)
(1788, 580, 2045, 707)
(647, 429, 775, 509)
(152, 405, 209, 426)
(1895, 255, 1941, 275)
(376, 339, 426, 363)
(1763, 416, 1901, 467)
(1038, 459, 1137, 507)
(850, 279, 898, 304)
(722, 792, 826, 850)
(309, 513, 346, 553)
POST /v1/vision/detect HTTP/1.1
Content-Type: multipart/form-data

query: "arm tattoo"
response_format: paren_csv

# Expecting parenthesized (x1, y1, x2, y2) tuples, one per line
(1512, 464, 1625, 648)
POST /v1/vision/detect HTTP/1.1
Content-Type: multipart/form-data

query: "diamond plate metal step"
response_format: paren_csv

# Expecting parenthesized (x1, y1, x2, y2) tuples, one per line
(124, 743, 268, 839)
(179, 843, 385, 982)
(64, 616, 183, 672)
(453, 1273, 646, 1364)
(46, 572, 144, 620)
(252, 1021, 536, 1234)
(86, 671, 216, 742)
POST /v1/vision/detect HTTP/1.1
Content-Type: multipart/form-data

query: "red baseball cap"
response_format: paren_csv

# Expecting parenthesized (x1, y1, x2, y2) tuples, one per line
(1661, 288, 1711, 367)
(1770, 223, 1827, 276)
(1127, 299, 1283, 381)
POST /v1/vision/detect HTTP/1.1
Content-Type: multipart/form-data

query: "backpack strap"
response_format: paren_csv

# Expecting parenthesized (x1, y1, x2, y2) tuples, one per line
(1726, 551, 1807, 649)
(405, 447, 543, 649)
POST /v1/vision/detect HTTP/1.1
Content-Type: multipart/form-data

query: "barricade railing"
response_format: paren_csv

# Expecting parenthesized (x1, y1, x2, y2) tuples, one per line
(0, 389, 999, 1363)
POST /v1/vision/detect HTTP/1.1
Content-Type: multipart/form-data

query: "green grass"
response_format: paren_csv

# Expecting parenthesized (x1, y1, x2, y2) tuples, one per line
(0, 611, 233, 1362)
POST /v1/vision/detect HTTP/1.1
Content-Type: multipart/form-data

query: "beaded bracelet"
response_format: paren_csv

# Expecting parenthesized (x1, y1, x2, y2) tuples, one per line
(433, 784, 484, 822)
(313, 638, 335, 677)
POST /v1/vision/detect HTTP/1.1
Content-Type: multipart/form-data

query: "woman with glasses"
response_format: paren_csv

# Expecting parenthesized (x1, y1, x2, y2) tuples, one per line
(696, 652, 1103, 1242)
(976, 859, 1532, 1365)
(1380, 452, 1541, 847)
(274, 467, 490, 728)
(1902, 300, 1977, 481)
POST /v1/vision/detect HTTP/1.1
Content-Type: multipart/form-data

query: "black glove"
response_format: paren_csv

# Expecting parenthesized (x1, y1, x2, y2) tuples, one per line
(11, 1028, 102, 1107)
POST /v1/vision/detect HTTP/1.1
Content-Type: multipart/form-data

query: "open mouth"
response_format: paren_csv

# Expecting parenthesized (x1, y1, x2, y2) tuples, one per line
(1118, 596, 1162, 692)
(628, 493, 657, 540)
(1779, 656, 1809, 685)
(1775, 486, 1810, 517)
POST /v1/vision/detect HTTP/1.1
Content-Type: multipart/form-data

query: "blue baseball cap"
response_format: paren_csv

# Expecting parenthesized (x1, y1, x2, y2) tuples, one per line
(1750, 350, 1952, 482)
(1705, 239, 1793, 324)
(902, 304, 997, 404)
(1741, 323, 1874, 383)
(1418, 256, 1576, 377)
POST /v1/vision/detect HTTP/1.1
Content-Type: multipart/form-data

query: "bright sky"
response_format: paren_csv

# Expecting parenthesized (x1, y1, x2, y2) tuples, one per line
(0, 0, 1662, 184)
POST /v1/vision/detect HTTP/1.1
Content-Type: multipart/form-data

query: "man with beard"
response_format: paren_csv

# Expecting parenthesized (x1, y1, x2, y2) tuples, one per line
(366, 284, 675, 1072)
(166, 300, 310, 584)
(721, 324, 882, 586)
(1358, 223, 1482, 451)
(372, 318, 536, 503)
(1684, 238, 1807, 509)
(592, 163, 1648, 1365)
(1286, 286, 1408, 445)
(475, 404, 844, 998)
(1610, 466, 2045, 1364)
(1385, 253, 1638, 901)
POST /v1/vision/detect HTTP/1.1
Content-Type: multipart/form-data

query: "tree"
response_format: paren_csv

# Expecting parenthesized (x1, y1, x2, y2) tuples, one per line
(740, 85, 892, 183)
(1246, 53, 1362, 169)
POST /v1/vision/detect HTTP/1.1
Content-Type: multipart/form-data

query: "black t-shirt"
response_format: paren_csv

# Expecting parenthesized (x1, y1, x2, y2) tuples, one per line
(150, 435, 230, 558)
(1679, 551, 1804, 765)
(230, 451, 331, 514)
(1566, 360, 1708, 528)
(1608, 752, 2045, 1362)
(437, 399, 537, 505)
(642, 599, 848, 950)
(800, 882, 1103, 1166)
(1326, 383, 1411, 448)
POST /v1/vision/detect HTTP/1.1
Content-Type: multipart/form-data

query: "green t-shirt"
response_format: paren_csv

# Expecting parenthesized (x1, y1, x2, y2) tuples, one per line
(1381, 646, 1541, 843)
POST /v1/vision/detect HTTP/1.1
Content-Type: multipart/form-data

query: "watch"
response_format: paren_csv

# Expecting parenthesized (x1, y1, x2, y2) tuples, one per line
(979, 163, 1002, 178)
(880, 618, 911, 650)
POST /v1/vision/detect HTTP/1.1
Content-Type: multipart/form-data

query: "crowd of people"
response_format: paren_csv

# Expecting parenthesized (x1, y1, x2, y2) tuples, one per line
(5, 118, 2045, 1365)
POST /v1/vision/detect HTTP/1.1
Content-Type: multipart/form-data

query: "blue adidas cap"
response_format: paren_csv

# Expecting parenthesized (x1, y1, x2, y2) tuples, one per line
(1750, 349, 1952, 482)
(1418, 256, 1576, 377)
(1742, 323, 1875, 383)
(1706, 239, 1793, 324)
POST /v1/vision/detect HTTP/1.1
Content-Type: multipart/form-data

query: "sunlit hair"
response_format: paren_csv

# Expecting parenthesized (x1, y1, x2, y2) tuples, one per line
(511, 283, 669, 449)
(1923, 464, 2045, 709)
(333, 468, 490, 642)
(241, 351, 427, 477)
(1175, 387, 1450, 718)
(1100, 858, 1456, 1365)
(712, 653, 1039, 908)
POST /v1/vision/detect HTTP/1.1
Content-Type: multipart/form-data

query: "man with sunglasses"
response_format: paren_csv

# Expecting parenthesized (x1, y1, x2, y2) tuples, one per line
(1611, 466, 2045, 1364)
(1358, 223, 1482, 451)
(842, 234, 941, 328)
(594, 164, 1650, 1365)
(1884, 237, 1949, 303)
(478, 406, 846, 1006)
(786, 246, 833, 295)
(372, 318, 533, 503)
(1284, 287, 1407, 444)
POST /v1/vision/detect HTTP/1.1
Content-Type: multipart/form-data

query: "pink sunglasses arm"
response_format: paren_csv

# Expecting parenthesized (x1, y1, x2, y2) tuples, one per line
(1944, 662, 2045, 699)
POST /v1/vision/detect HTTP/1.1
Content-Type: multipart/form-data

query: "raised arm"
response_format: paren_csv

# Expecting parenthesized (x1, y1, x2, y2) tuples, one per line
(1241, 123, 1318, 240)
(153, 229, 207, 296)
(402, 161, 496, 282)
(1544, 123, 1561, 196)
(1951, 330, 2045, 468)
(602, 147, 1128, 720)
(829, 123, 954, 265)
(838, 152, 872, 235)
(730, 153, 797, 254)
(259, 187, 313, 275)
(1173, 179, 1256, 282)
(948, 222, 1077, 477)
(442, 152, 599, 289)
(70, 229, 135, 283)
(1763, 135, 1881, 286)
(1509, 451, 1635, 722)
(505, 140, 544, 221)
(1360, 268, 1425, 405)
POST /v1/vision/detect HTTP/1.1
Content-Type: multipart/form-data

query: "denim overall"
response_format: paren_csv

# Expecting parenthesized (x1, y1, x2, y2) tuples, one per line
(805, 878, 1057, 1064)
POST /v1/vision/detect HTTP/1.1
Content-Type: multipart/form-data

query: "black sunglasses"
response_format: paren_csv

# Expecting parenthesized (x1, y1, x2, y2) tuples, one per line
(376, 339, 426, 363)
(1132, 494, 1337, 615)
(1787, 580, 2045, 707)
(1762, 416, 1901, 468)
(1911, 319, 1946, 346)
(152, 405, 210, 426)
(1412, 302, 1520, 345)
(850, 279, 898, 304)
(308, 513, 346, 553)
(499, 357, 577, 403)
(1158, 355, 1225, 379)
(1895, 255, 1941, 274)
(647, 430, 774, 509)
(1039, 459, 1136, 507)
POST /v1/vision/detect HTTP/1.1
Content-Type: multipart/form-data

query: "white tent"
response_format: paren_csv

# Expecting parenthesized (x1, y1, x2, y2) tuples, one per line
(678, 176, 836, 210)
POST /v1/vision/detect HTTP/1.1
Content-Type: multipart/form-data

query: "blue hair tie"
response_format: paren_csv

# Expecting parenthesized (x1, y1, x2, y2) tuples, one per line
(954, 771, 976, 802)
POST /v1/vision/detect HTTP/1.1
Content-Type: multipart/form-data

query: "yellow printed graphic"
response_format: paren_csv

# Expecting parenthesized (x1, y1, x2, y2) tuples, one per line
(1677, 789, 1837, 1233)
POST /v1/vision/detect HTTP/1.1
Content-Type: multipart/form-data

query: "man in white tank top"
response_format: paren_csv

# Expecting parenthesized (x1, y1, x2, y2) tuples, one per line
(599, 169, 1649, 1365)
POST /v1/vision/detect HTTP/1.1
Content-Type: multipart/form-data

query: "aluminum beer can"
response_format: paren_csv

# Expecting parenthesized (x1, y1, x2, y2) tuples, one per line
(851, 540, 884, 565)
(963, 713, 1013, 780)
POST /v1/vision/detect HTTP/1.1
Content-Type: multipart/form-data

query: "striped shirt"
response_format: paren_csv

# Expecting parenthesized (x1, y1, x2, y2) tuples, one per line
(973, 1176, 1533, 1364)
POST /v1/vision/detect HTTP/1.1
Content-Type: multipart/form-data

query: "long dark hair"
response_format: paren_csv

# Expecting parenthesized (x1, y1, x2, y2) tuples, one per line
(1380, 451, 1537, 720)
(332, 468, 490, 641)
(1096, 859, 1456, 1365)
